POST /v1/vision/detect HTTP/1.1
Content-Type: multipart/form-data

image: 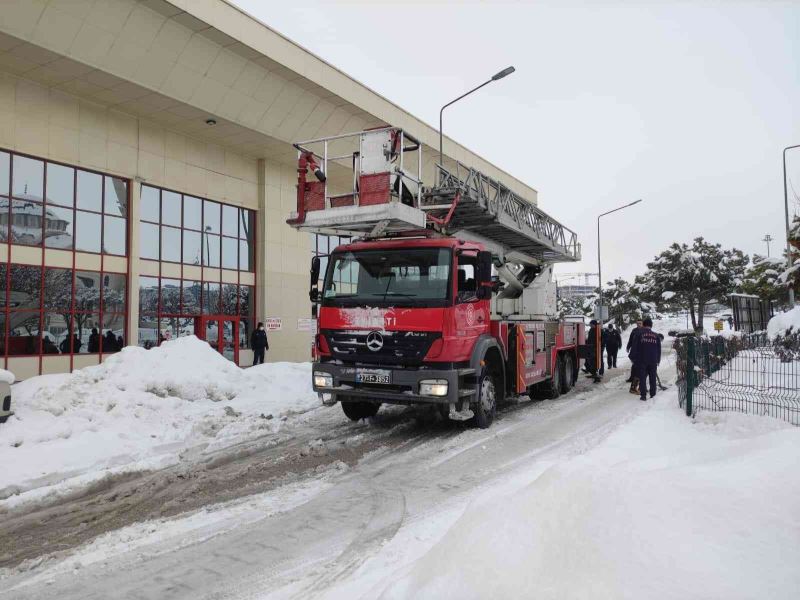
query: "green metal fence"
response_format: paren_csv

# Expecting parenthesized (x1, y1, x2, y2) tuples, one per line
(674, 332, 800, 425)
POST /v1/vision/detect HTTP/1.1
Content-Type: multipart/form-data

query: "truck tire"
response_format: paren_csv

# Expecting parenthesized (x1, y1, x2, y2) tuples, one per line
(341, 399, 380, 421)
(561, 353, 574, 394)
(471, 367, 497, 429)
(572, 353, 580, 385)
(547, 356, 562, 399)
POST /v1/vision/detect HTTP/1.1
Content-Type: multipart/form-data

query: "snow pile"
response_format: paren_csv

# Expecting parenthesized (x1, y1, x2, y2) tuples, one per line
(767, 306, 800, 339)
(0, 368, 15, 384)
(0, 337, 318, 507)
(384, 393, 800, 599)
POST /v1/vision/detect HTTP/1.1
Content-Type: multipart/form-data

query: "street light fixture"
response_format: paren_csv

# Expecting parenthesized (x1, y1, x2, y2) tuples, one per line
(783, 144, 800, 307)
(439, 66, 515, 166)
(597, 199, 643, 321)
(762, 234, 773, 257)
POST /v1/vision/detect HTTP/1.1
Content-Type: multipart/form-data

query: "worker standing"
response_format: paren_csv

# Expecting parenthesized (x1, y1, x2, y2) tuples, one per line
(630, 318, 662, 401)
(250, 322, 269, 366)
(605, 323, 621, 368)
(626, 319, 644, 393)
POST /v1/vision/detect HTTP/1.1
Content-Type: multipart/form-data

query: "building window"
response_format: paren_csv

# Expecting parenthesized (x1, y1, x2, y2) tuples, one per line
(137, 276, 254, 350)
(0, 149, 128, 255)
(139, 185, 254, 271)
(0, 263, 127, 357)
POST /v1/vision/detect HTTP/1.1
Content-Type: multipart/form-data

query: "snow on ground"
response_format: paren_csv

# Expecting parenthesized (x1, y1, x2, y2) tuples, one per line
(767, 305, 800, 339)
(0, 337, 318, 509)
(8, 462, 348, 590)
(324, 386, 800, 599)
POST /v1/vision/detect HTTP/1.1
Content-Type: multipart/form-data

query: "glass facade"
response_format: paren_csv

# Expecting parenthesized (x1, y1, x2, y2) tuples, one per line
(137, 277, 254, 350)
(0, 150, 128, 254)
(0, 264, 127, 357)
(139, 185, 254, 270)
(0, 149, 129, 363)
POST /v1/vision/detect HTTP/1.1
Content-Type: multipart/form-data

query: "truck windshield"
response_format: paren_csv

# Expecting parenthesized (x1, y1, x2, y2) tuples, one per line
(322, 248, 451, 307)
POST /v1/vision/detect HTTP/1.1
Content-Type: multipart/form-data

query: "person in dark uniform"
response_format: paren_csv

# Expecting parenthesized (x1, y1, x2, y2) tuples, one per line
(103, 330, 118, 352)
(605, 324, 621, 368)
(87, 328, 100, 353)
(585, 320, 601, 381)
(250, 322, 269, 366)
(626, 319, 644, 391)
(629, 318, 662, 401)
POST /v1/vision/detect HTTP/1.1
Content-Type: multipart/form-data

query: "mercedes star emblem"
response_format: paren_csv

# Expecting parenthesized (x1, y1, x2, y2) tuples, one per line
(366, 330, 384, 352)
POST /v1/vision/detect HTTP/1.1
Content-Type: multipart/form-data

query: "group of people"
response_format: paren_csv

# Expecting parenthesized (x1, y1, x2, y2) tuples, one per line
(584, 317, 663, 401)
(625, 318, 663, 401)
(584, 321, 623, 377)
(40, 329, 125, 355)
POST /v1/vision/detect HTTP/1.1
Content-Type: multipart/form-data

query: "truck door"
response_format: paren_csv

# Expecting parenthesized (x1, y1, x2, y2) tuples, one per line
(453, 253, 490, 353)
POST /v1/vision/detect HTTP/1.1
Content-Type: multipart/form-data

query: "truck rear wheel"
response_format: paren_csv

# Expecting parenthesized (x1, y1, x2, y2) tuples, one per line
(340, 399, 380, 421)
(471, 368, 497, 429)
(547, 356, 562, 399)
(560, 353, 575, 394)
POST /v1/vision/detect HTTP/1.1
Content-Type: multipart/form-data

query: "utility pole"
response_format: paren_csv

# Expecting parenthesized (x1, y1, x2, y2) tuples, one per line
(762, 234, 773, 257)
(783, 145, 800, 306)
(597, 200, 643, 321)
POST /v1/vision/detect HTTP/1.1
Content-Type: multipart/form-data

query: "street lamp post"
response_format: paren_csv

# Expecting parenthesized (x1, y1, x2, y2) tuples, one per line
(439, 66, 515, 167)
(783, 145, 800, 307)
(763, 234, 773, 257)
(597, 199, 643, 322)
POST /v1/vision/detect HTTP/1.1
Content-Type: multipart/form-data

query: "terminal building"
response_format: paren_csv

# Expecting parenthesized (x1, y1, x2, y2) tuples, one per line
(0, 0, 538, 378)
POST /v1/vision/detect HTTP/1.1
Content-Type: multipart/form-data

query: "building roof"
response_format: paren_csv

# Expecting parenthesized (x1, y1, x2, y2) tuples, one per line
(0, 0, 538, 203)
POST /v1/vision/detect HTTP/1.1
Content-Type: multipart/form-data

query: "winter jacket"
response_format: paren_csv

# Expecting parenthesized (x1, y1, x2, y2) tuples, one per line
(630, 327, 662, 366)
(606, 329, 621, 351)
(626, 327, 642, 352)
(251, 328, 269, 351)
(586, 325, 598, 361)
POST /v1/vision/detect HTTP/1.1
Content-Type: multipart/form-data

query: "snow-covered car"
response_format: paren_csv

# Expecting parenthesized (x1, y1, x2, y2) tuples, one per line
(0, 369, 14, 424)
(0, 382, 11, 424)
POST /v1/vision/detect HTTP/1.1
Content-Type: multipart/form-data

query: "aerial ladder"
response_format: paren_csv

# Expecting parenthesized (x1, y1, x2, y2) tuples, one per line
(288, 127, 590, 428)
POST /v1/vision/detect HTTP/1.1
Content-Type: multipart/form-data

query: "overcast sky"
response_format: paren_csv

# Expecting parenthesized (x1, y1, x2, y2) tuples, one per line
(231, 0, 800, 285)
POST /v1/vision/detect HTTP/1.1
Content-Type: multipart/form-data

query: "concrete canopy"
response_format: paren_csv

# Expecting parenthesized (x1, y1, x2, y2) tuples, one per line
(0, 0, 537, 202)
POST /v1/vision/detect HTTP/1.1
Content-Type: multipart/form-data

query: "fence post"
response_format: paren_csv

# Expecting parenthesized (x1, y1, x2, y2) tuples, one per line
(686, 336, 695, 417)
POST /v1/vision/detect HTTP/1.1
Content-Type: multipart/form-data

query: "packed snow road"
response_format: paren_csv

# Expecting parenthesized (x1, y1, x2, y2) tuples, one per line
(1, 361, 646, 599)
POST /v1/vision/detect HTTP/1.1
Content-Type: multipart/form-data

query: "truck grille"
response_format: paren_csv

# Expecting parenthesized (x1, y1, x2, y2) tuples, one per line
(322, 329, 440, 366)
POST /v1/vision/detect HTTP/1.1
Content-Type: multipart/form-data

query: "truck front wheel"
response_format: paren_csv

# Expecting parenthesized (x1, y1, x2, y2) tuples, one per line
(471, 368, 497, 429)
(340, 399, 380, 421)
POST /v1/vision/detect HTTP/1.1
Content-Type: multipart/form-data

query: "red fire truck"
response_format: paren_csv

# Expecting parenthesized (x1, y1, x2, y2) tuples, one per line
(288, 127, 586, 428)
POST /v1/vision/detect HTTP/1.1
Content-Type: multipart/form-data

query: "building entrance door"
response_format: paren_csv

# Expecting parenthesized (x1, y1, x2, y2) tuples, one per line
(196, 316, 239, 363)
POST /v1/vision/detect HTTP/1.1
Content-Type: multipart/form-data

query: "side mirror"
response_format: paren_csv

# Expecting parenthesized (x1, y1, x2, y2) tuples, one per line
(476, 286, 492, 300)
(310, 256, 321, 288)
(477, 251, 493, 284)
(310, 256, 321, 303)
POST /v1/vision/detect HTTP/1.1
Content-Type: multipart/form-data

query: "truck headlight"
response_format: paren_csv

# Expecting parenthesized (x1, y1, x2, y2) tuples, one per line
(314, 372, 333, 388)
(420, 379, 448, 397)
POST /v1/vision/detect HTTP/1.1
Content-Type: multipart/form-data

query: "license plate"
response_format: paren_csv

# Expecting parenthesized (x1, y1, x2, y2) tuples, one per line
(355, 369, 391, 384)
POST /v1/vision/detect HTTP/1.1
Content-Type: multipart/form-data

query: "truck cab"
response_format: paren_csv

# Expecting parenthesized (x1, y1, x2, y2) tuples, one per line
(312, 236, 503, 425)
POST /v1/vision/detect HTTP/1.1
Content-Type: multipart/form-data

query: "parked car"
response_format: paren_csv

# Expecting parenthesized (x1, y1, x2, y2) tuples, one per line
(0, 370, 14, 424)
